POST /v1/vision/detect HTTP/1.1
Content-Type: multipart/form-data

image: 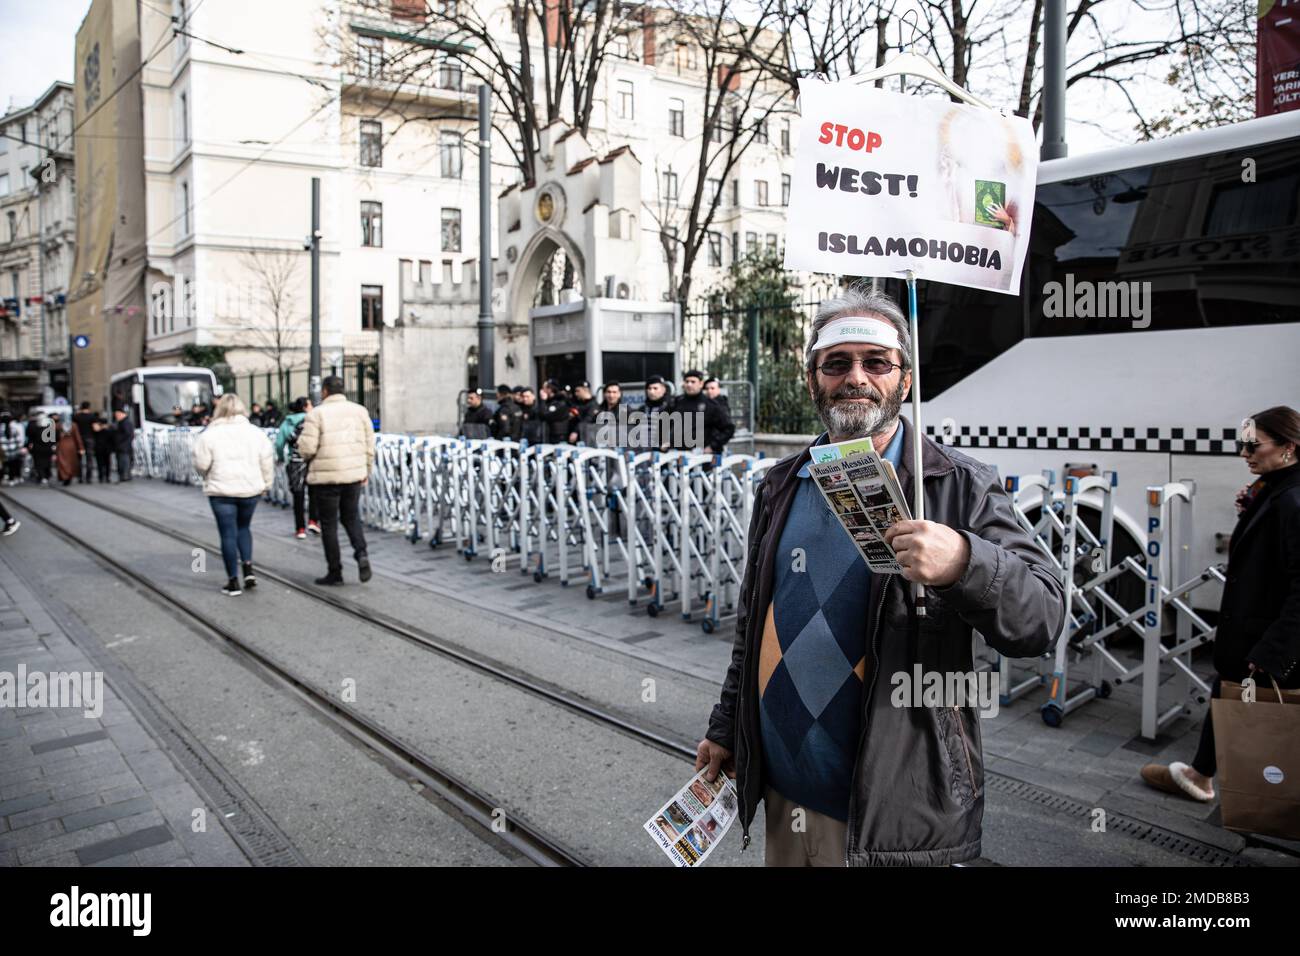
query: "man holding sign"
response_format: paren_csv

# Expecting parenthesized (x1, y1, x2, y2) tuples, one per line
(695, 286, 1064, 866)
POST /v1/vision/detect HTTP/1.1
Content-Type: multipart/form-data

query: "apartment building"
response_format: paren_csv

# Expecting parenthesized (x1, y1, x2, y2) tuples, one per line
(0, 82, 76, 407)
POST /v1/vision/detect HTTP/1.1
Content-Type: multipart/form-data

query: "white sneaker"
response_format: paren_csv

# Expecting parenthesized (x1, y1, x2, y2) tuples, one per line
(2, 520, 18, 536)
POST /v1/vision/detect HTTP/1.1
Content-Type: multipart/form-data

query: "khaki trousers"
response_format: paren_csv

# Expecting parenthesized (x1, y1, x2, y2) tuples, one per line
(763, 787, 848, 867)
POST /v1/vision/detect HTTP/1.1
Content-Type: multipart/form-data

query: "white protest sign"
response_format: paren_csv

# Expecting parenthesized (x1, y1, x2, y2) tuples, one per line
(783, 80, 1038, 295)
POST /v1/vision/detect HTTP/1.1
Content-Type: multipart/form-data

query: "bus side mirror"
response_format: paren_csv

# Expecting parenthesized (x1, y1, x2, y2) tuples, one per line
(132, 383, 144, 407)
(213, 383, 224, 396)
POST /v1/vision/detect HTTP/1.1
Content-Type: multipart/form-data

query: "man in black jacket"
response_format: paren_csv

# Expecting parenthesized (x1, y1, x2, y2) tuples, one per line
(72, 402, 97, 482)
(694, 286, 1064, 866)
(111, 408, 135, 481)
(567, 381, 598, 444)
(516, 386, 543, 444)
(538, 380, 572, 444)
(669, 370, 735, 454)
(491, 386, 520, 440)
(460, 389, 494, 437)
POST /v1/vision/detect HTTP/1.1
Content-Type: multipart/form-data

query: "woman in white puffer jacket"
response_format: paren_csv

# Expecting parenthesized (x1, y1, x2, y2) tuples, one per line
(192, 394, 274, 595)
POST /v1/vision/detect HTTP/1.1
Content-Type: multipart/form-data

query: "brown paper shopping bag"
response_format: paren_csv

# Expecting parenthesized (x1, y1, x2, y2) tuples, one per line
(1212, 680, 1300, 840)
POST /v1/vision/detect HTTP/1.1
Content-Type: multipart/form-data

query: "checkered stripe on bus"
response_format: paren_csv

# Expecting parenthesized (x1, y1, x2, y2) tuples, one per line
(923, 425, 1241, 456)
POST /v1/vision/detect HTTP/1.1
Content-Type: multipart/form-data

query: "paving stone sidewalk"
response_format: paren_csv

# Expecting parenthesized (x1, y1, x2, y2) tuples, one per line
(0, 551, 248, 867)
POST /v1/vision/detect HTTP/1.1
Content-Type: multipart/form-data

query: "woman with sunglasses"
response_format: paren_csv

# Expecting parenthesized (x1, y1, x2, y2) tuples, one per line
(1141, 405, 1300, 803)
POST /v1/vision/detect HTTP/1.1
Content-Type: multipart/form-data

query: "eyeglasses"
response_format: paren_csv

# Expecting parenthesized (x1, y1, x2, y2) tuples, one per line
(1236, 439, 1276, 455)
(815, 356, 902, 377)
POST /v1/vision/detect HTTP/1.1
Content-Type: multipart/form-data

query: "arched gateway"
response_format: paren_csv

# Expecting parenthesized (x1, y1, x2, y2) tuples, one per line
(380, 123, 677, 434)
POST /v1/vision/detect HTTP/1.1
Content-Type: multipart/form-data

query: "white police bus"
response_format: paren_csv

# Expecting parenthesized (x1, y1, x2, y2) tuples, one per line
(109, 366, 220, 432)
(908, 109, 1300, 611)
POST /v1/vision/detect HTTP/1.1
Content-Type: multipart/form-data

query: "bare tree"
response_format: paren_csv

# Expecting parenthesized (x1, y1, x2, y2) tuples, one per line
(646, 0, 827, 306)
(906, 0, 1250, 137)
(241, 248, 307, 403)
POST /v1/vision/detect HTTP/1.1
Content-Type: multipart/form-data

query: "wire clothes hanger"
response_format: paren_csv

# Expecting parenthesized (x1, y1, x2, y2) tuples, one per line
(848, 10, 994, 111)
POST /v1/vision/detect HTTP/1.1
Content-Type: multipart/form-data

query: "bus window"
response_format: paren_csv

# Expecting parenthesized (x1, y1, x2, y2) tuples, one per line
(142, 374, 214, 425)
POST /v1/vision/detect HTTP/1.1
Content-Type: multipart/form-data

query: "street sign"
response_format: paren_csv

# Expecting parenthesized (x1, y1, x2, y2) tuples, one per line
(73, 334, 90, 348)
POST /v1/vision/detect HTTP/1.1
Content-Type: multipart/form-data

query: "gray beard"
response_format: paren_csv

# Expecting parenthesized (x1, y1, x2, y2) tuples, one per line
(814, 379, 906, 441)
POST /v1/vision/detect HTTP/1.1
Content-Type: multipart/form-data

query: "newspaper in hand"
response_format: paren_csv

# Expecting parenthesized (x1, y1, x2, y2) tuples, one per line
(644, 768, 739, 867)
(808, 437, 913, 573)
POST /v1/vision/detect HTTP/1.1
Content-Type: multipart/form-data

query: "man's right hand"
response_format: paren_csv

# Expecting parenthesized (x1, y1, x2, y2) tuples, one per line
(694, 738, 734, 783)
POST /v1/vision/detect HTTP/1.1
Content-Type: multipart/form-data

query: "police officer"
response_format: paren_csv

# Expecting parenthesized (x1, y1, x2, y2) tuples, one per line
(566, 381, 598, 443)
(644, 374, 672, 450)
(516, 386, 543, 444)
(461, 389, 494, 437)
(492, 385, 522, 440)
(539, 379, 572, 444)
(670, 369, 735, 454)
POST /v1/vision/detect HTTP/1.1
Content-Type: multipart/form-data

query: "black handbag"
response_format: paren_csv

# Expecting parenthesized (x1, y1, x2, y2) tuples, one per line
(286, 420, 308, 493)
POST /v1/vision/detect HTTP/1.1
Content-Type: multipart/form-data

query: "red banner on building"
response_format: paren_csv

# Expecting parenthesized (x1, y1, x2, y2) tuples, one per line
(1258, 0, 1300, 116)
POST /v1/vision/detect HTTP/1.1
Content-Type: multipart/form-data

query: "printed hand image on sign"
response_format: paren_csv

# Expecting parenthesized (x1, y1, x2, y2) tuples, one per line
(783, 81, 1038, 294)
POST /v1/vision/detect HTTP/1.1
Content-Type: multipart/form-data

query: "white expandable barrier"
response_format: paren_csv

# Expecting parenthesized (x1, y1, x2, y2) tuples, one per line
(1003, 468, 1222, 739)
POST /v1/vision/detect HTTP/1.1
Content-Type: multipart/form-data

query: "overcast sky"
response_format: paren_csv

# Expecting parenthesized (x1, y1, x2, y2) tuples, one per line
(0, 0, 1237, 158)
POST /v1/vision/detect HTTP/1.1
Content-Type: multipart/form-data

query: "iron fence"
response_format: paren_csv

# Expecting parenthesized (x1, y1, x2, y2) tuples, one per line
(227, 356, 380, 422)
(680, 282, 838, 436)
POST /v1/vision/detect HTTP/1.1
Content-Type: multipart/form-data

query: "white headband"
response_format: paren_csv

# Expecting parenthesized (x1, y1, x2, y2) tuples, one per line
(810, 316, 902, 352)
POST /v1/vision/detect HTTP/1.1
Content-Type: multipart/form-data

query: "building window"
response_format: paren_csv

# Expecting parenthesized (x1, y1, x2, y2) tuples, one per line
(0, 173, 9, 197)
(706, 178, 721, 206)
(668, 98, 684, 137)
(358, 35, 384, 78)
(179, 91, 189, 144)
(441, 208, 462, 252)
(731, 232, 739, 262)
(766, 233, 778, 253)
(707, 231, 722, 267)
(755, 180, 768, 207)
(361, 285, 382, 330)
(755, 119, 768, 144)
(673, 41, 698, 73)
(781, 120, 791, 155)
(616, 79, 634, 120)
(730, 179, 739, 207)
(181, 181, 190, 235)
(360, 201, 382, 247)
(6, 212, 15, 242)
(781, 173, 791, 206)
(438, 57, 462, 90)
(440, 130, 463, 179)
(360, 119, 382, 167)
(662, 170, 678, 203)
(745, 231, 757, 254)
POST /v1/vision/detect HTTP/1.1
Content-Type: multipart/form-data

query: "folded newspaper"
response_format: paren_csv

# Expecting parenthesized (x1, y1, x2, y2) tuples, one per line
(808, 437, 913, 573)
(644, 768, 740, 866)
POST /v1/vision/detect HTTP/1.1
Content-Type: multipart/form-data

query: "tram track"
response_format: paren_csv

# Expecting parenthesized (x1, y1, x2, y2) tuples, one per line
(54, 486, 700, 764)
